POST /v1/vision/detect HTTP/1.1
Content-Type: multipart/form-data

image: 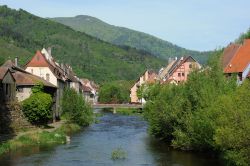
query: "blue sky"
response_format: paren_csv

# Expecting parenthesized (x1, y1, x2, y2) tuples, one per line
(1, 0, 250, 51)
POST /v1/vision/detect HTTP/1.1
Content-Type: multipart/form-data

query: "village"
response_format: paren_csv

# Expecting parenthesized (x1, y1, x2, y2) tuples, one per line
(130, 39, 250, 104)
(1, 39, 249, 125)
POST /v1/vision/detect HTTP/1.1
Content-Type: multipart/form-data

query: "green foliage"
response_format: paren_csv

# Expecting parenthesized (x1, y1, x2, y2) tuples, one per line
(143, 51, 250, 165)
(51, 15, 210, 64)
(0, 56, 4, 65)
(115, 108, 142, 116)
(98, 80, 132, 103)
(111, 147, 127, 160)
(22, 85, 53, 125)
(0, 6, 165, 83)
(235, 28, 250, 44)
(61, 88, 93, 126)
(0, 122, 81, 156)
(212, 80, 250, 166)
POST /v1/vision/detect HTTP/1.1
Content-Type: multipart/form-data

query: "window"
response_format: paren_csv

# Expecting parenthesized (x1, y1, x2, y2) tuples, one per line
(31, 69, 33, 74)
(189, 64, 192, 68)
(46, 73, 50, 82)
(178, 73, 181, 77)
(182, 73, 185, 76)
(17, 87, 24, 93)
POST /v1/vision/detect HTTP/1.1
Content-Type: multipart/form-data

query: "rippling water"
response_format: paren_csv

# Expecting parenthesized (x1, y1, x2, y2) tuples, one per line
(0, 111, 224, 166)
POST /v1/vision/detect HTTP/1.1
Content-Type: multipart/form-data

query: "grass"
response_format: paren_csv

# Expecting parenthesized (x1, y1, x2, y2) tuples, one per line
(0, 123, 81, 156)
(115, 108, 142, 116)
(111, 147, 127, 160)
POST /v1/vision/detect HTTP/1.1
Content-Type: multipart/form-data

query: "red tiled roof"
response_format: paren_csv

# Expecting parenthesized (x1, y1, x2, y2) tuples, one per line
(222, 43, 240, 69)
(224, 39, 250, 73)
(25, 51, 65, 81)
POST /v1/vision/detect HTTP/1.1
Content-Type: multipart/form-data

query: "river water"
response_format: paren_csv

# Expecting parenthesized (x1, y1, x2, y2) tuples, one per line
(0, 111, 224, 166)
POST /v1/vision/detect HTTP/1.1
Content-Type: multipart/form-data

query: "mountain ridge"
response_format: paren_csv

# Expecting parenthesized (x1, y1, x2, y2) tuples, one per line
(0, 5, 165, 83)
(51, 15, 210, 64)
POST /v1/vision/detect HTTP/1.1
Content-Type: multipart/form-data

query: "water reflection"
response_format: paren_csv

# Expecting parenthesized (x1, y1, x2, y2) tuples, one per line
(0, 112, 224, 166)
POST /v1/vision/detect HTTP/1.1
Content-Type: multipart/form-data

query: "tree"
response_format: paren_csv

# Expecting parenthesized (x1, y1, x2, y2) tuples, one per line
(61, 88, 93, 126)
(22, 83, 53, 125)
(98, 81, 131, 104)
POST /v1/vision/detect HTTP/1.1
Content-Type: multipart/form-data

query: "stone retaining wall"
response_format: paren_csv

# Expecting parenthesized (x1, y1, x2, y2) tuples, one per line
(0, 101, 34, 134)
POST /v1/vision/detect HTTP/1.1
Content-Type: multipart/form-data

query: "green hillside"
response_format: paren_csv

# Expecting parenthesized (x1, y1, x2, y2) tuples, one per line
(51, 15, 210, 64)
(0, 6, 165, 83)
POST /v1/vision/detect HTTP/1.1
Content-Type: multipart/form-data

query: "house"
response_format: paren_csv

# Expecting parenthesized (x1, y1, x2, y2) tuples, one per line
(223, 39, 250, 84)
(0, 68, 16, 103)
(80, 78, 99, 104)
(160, 56, 201, 84)
(130, 70, 157, 104)
(0, 60, 57, 102)
(25, 49, 66, 118)
(82, 85, 93, 103)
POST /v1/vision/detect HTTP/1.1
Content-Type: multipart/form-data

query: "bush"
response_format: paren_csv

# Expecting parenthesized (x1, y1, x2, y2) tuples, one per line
(111, 147, 127, 160)
(22, 84, 53, 125)
(143, 51, 250, 165)
(61, 88, 93, 126)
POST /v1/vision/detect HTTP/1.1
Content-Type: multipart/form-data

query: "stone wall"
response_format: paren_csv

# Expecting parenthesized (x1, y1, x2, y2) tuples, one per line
(0, 101, 34, 134)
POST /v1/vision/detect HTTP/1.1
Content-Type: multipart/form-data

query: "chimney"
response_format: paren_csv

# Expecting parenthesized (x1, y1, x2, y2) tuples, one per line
(175, 57, 177, 60)
(47, 47, 52, 56)
(15, 57, 18, 66)
(180, 57, 184, 61)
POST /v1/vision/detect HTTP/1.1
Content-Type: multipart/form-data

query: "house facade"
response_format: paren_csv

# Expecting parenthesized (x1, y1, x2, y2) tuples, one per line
(25, 49, 66, 119)
(160, 56, 201, 84)
(223, 39, 250, 84)
(130, 70, 157, 103)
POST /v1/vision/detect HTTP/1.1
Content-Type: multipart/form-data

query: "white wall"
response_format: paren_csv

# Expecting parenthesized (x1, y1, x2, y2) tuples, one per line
(26, 67, 57, 86)
(16, 87, 32, 102)
(243, 63, 250, 80)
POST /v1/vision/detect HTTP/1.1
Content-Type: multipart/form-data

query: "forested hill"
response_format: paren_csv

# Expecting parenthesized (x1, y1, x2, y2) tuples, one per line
(51, 15, 210, 64)
(0, 6, 165, 83)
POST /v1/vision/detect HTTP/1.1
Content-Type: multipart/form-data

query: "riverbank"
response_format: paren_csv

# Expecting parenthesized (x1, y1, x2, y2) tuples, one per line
(0, 122, 81, 156)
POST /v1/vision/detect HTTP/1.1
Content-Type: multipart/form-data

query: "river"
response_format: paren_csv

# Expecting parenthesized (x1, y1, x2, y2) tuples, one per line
(0, 111, 224, 166)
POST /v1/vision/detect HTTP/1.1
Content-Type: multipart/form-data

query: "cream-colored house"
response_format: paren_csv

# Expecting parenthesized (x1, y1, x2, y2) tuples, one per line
(130, 70, 157, 103)
(25, 49, 66, 120)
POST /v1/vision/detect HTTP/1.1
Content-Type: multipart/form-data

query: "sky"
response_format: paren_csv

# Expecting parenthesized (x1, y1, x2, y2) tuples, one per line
(1, 0, 250, 51)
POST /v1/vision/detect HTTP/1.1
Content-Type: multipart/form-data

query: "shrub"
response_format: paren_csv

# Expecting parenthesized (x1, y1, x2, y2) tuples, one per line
(111, 147, 127, 160)
(22, 84, 53, 125)
(61, 88, 93, 126)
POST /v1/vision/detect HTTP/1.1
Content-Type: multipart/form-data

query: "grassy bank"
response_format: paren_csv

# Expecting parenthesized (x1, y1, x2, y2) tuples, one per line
(115, 108, 142, 116)
(0, 123, 81, 156)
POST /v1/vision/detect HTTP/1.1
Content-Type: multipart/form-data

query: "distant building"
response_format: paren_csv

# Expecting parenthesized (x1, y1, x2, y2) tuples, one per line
(80, 78, 99, 104)
(159, 56, 201, 84)
(130, 70, 157, 104)
(223, 39, 250, 84)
